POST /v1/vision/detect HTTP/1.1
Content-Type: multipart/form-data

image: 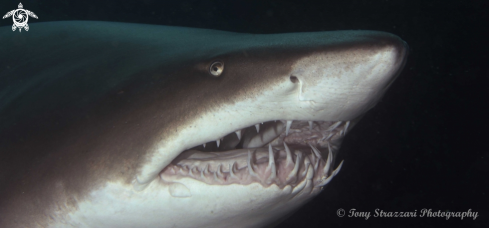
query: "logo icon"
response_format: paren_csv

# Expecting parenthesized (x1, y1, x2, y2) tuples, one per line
(2, 3, 38, 32)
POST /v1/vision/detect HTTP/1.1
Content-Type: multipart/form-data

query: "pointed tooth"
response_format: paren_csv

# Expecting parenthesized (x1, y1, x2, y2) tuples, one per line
(332, 160, 344, 177)
(284, 142, 293, 167)
(200, 165, 207, 179)
(204, 164, 209, 175)
(216, 139, 220, 148)
(340, 129, 344, 136)
(247, 150, 257, 177)
(306, 164, 314, 180)
(203, 143, 206, 148)
(217, 164, 223, 177)
(268, 144, 275, 167)
(302, 156, 311, 177)
(327, 121, 342, 131)
(235, 130, 241, 140)
(229, 162, 237, 179)
(286, 120, 292, 136)
(308, 121, 313, 130)
(308, 142, 322, 159)
(325, 132, 334, 140)
(286, 152, 301, 182)
(189, 167, 196, 178)
(178, 167, 186, 175)
(314, 156, 320, 171)
(344, 121, 350, 133)
(318, 160, 344, 187)
(266, 144, 276, 183)
(213, 169, 219, 181)
(255, 124, 260, 133)
(310, 153, 316, 169)
(323, 144, 333, 176)
(317, 174, 334, 187)
(328, 143, 335, 154)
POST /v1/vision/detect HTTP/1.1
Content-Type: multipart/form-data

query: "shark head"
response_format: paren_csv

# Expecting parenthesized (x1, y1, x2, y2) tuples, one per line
(0, 21, 407, 227)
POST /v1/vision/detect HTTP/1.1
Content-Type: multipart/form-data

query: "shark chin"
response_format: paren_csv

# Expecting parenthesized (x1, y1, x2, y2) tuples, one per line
(0, 21, 408, 228)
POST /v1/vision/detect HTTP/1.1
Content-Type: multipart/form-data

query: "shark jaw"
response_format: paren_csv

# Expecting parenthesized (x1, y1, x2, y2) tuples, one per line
(161, 120, 347, 189)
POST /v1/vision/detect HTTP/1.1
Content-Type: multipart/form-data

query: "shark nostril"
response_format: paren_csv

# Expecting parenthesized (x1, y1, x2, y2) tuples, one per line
(290, 76, 299, 83)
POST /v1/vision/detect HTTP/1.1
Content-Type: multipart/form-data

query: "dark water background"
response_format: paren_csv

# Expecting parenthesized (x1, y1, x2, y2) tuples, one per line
(0, 0, 487, 227)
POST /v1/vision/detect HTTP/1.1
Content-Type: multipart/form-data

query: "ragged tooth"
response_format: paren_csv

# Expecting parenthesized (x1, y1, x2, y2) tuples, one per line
(323, 144, 333, 176)
(332, 160, 344, 177)
(268, 144, 275, 167)
(266, 144, 276, 183)
(325, 132, 334, 140)
(216, 139, 220, 148)
(328, 143, 337, 154)
(317, 160, 344, 187)
(189, 167, 197, 178)
(286, 152, 301, 183)
(255, 124, 260, 133)
(308, 143, 322, 159)
(178, 168, 186, 175)
(284, 142, 293, 167)
(310, 152, 316, 166)
(216, 164, 223, 177)
(302, 156, 311, 177)
(200, 165, 207, 179)
(229, 162, 237, 179)
(308, 121, 313, 130)
(344, 121, 350, 133)
(204, 164, 209, 175)
(286, 120, 292, 136)
(314, 156, 320, 171)
(317, 174, 333, 187)
(213, 170, 219, 182)
(306, 164, 314, 180)
(247, 150, 257, 177)
(235, 130, 241, 140)
(327, 121, 342, 131)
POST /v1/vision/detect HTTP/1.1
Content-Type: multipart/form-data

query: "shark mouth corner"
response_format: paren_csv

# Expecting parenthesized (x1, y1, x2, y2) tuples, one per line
(159, 120, 351, 189)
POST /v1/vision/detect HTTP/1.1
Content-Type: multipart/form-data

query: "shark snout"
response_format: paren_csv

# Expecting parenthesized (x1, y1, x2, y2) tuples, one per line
(285, 33, 408, 120)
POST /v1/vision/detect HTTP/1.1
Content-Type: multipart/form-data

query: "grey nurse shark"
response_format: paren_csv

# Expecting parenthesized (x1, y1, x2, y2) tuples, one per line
(0, 21, 407, 227)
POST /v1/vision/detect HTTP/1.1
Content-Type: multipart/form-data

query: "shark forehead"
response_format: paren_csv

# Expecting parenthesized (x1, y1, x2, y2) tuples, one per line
(0, 21, 407, 227)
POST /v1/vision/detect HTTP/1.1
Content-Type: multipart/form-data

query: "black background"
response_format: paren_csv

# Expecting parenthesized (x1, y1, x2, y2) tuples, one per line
(1, 0, 487, 227)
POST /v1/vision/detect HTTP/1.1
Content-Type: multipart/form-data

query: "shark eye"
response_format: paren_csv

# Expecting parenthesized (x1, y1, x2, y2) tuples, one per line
(209, 61, 224, 77)
(290, 76, 299, 83)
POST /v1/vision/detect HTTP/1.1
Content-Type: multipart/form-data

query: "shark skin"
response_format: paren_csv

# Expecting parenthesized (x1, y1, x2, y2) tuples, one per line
(0, 21, 408, 228)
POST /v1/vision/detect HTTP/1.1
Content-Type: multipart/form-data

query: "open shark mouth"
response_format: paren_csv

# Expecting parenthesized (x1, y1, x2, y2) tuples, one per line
(160, 120, 351, 188)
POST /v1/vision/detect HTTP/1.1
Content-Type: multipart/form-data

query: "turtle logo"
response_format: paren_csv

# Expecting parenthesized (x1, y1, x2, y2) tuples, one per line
(2, 3, 38, 32)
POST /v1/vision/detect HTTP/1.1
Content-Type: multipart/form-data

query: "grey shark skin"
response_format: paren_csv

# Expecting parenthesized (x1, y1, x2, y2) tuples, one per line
(0, 21, 407, 228)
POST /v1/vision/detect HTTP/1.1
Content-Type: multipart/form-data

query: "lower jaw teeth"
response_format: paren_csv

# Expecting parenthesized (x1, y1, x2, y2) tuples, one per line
(160, 142, 343, 188)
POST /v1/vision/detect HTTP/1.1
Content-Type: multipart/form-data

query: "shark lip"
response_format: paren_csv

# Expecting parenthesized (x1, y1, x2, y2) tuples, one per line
(159, 120, 349, 188)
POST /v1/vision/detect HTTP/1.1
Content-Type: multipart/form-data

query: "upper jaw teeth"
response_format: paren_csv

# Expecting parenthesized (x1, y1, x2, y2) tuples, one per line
(203, 120, 351, 149)
(235, 130, 241, 140)
(285, 120, 292, 136)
